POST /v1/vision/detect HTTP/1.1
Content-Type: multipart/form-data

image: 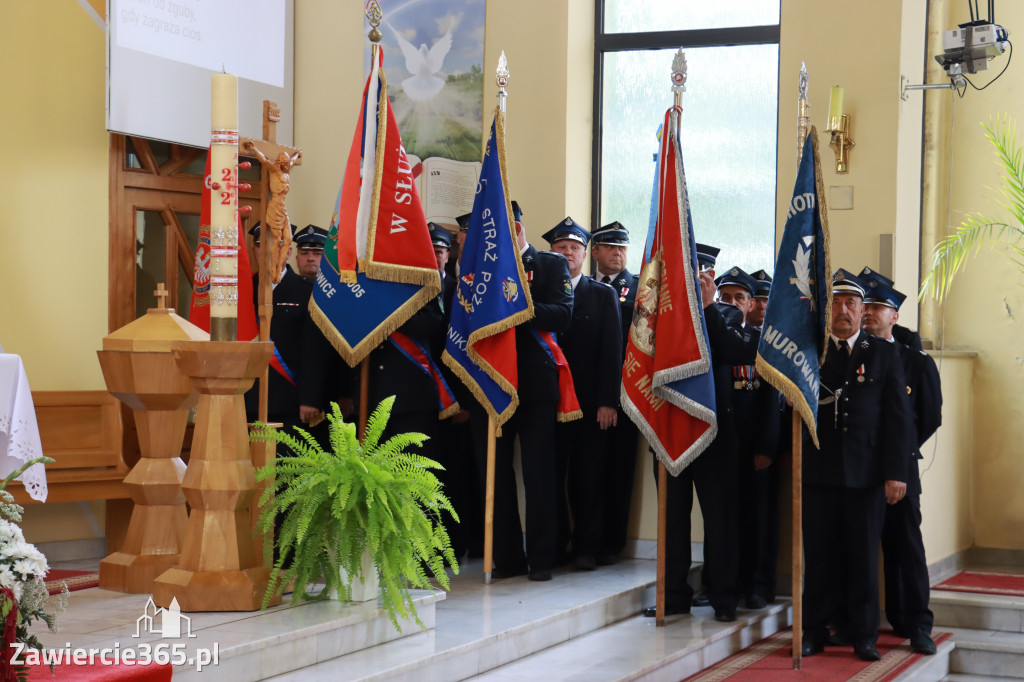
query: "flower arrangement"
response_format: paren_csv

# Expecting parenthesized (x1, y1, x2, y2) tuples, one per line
(251, 397, 458, 631)
(0, 458, 67, 682)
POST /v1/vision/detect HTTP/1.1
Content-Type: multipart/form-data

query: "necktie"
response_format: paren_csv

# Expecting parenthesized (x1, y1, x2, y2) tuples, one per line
(838, 339, 849, 355)
(602, 275, 611, 284)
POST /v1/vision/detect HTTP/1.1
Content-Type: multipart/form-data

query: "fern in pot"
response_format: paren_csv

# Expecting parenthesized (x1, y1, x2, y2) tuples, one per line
(251, 397, 459, 630)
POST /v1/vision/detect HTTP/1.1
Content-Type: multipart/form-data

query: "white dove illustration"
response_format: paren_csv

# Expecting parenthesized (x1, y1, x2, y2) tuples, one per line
(389, 20, 453, 102)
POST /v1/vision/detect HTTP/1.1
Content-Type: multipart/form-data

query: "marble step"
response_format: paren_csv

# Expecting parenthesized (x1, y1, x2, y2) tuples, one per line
(931, 589, 1024, 633)
(468, 608, 954, 682)
(266, 558, 657, 682)
(947, 627, 1024, 679)
(943, 675, 1023, 681)
(467, 601, 792, 682)
(37, 585, 442, 682)
(893, 637, 955, 682)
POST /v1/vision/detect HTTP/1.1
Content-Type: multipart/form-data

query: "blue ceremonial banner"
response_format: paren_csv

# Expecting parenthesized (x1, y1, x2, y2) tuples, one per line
(442, 111, 533, 429)
(755, 130, 832, 447)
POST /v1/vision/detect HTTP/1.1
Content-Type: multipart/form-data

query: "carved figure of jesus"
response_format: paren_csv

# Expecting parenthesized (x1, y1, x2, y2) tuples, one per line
(245, 142, 302, 283)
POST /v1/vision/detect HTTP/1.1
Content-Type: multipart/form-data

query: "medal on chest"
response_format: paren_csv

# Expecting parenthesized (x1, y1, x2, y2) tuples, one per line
(856, 363, 866, 382)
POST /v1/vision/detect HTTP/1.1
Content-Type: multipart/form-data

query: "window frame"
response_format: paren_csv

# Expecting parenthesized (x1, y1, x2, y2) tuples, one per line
(590, 1, 782, 240)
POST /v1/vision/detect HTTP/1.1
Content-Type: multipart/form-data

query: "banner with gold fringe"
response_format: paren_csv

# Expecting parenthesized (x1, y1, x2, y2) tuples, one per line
(755, 128, 832, 447)
(312, 42, 441, 367)
(619, 105, 717, 476)
(442, 109, 533, 429)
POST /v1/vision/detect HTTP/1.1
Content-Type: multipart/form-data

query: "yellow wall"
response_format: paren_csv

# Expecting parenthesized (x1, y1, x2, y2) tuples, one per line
(0, 0, 109, 391)
(936, 0, 1024, 549)
(919, 353, 974, 561)
(776, 0, 924, 300)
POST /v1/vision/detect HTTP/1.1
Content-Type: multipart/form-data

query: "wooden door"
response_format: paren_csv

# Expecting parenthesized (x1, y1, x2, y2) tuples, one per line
(108, 135, 264, 332)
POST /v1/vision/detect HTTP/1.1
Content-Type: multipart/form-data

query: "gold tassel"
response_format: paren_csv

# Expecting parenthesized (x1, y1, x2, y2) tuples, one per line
(438, 402, 461, 420)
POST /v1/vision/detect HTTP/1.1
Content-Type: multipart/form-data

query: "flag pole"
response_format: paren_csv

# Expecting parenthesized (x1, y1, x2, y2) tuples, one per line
(654, 49, 688, 629)
(482, 51, 511, 585)
(656, 462, 667, 625)
(357, 3, 384, 444)
(483, 417, 496, 584)
(791, 62, 810, 671)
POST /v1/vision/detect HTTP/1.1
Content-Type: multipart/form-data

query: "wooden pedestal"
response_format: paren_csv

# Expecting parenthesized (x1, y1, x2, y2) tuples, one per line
(153, 340, 277, 612)
(97, 351, 194, 593)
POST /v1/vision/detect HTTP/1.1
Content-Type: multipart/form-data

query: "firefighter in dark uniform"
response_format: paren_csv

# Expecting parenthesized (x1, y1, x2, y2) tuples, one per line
(469, 201, 574, 582)
(590, 221, 641, 564)
(294, 224, 328, 282)
(748, 269, 772, 331)
(859, 267, 942, 656)
(716, 266, 780, 610)
(428, 222, 479, 561)
(544, 219, 622, 571)
(245, 222, 312, 433)
(801, 269, 911, 662)
(642, 244, 754, 622)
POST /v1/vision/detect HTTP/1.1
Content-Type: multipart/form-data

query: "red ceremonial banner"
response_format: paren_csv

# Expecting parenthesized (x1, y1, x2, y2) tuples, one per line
(334, 46, 439, 287)
(620, 107, 717, 476)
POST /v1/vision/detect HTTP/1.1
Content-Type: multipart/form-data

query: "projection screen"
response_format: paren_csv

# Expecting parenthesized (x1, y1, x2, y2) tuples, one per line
(107, 0, 294, 148)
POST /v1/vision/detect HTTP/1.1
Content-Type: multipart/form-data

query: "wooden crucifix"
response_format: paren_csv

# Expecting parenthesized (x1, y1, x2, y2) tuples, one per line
(240, 100, 302, 425)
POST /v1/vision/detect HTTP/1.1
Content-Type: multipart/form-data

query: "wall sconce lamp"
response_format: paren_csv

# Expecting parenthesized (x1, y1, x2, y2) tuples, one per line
(826, 85, 854, 174)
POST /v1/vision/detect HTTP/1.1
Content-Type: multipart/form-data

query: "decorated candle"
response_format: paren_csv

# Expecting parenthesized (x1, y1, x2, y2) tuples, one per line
(209, 73, 239, 341)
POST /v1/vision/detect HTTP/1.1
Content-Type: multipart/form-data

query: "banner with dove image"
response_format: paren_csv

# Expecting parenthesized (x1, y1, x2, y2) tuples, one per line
(755, 129, 832, 447)
(371, 1, 485, 162)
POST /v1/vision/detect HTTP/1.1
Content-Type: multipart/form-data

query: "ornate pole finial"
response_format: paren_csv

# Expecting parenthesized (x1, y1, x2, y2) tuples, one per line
(797, 62, 811, 166)
(496, 51, 510, 114)
(366, 0, 383, 44)
(671, 49, 687, 108)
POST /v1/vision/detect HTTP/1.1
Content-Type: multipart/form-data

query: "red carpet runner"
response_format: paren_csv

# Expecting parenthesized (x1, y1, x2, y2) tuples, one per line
(45, 570, 100, 595)
(26, 660, 171, 681)
(682, 629, 950, 682)
(933, 570, 1024, 597)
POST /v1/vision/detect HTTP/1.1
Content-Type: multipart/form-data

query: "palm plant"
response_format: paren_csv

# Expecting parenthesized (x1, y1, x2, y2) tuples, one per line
(920, 114, 1024, 302)
(251, 397, 458, 631)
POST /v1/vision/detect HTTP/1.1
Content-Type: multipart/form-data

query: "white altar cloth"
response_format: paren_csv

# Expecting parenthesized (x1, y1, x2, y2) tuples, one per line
(0, 354, 47, 501)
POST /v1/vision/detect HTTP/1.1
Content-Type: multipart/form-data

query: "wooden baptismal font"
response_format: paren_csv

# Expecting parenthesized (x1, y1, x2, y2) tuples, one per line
(97, 285, 207, 593)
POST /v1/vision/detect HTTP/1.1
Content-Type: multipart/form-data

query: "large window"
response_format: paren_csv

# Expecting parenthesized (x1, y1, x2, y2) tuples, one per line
(594, 1, 780, 276)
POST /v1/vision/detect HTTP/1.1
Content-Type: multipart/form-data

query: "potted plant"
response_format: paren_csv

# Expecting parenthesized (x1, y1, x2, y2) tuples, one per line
(251, 397, 459, 631)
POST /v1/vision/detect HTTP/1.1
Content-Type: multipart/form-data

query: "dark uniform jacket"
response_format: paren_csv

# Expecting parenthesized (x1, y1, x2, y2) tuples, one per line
(560, 276, 622, 411)
(364, 295, 445, 417)
(728, 323, 781, 461)
(245, 266, 313, 421)
(517, 245, 574, 402)
(896, 339, 942, 496)
(702, 303, 761, 453)
(805, 333, 912, 489)
(595, 269, 639, 362)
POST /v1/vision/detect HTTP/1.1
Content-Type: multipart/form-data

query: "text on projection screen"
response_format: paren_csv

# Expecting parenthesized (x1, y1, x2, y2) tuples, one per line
(115, 0, 284, 87)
